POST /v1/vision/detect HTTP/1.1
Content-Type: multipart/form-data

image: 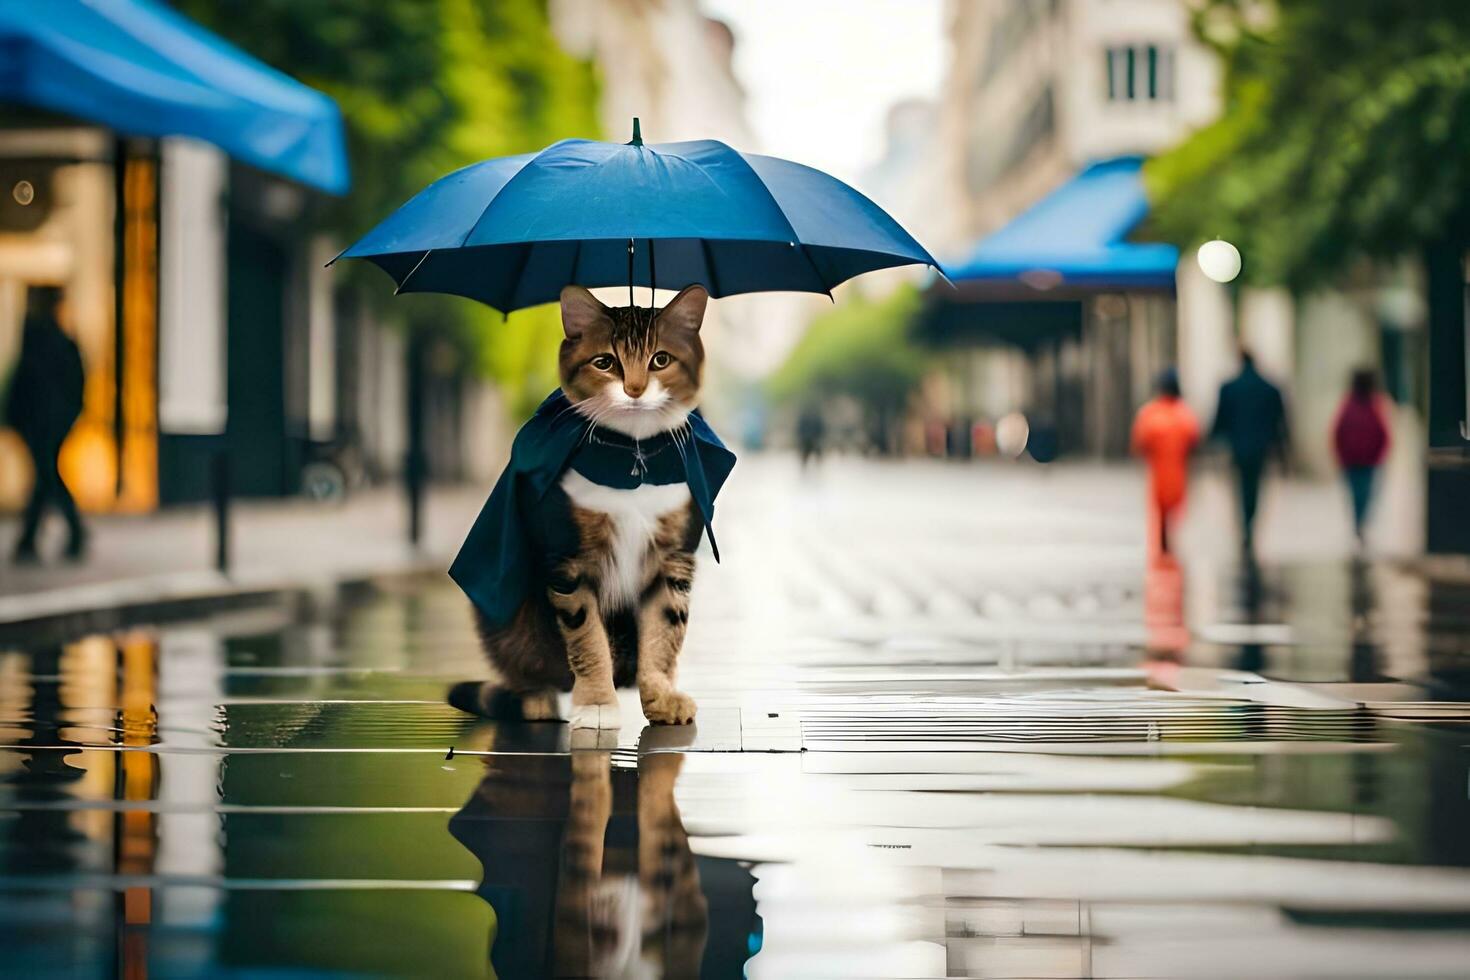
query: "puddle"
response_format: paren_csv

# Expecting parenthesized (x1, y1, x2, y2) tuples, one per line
(0, 551, 1468, 976)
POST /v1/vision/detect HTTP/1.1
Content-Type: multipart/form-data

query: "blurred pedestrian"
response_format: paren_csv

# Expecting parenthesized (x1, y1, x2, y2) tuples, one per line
(1211, 350, 1288, 555)
(1131, 368, 1199, 555)
(796, 403, 825, 468)
(1332, 368, 1391, 546)
(5, 286, 86, 563)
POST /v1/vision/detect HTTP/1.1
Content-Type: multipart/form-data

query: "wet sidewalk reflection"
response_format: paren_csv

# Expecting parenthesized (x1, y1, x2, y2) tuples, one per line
(451, 747, 759, 978)
(1, 460, 1469, 977)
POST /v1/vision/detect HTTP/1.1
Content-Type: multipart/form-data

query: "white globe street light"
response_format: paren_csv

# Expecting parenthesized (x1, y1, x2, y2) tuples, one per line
(1197, 238, 1242, 283)
(995, 412, 1030, 459)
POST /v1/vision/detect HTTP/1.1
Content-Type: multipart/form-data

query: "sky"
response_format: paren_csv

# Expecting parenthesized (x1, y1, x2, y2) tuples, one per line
(701, 0, 945, 187)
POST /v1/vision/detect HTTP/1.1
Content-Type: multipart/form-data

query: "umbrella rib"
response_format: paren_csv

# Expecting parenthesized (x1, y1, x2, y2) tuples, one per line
(792, 242, 834, 301)
(503, 242, 537, 313)
(394, 250, 433, 295)
(456, 149, 549, 248)
(721, 150, 834, 299)
(699, 238, 722, 297)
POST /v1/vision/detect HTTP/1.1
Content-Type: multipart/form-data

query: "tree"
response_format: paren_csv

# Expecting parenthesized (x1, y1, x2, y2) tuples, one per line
(767, 286, 929, 452)
(1145, 0, 1470, 551)
(1145, 0, 1470, 292)
(178, 0, 602, 418)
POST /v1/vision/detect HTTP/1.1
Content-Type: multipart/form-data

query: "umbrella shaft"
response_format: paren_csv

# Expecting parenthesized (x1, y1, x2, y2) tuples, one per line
(625, 238, 658, 308)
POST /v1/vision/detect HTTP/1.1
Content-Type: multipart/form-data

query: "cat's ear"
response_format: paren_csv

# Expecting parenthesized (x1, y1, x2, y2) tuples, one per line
(560, 285, 609, 340)
(657, 284, 709, 334)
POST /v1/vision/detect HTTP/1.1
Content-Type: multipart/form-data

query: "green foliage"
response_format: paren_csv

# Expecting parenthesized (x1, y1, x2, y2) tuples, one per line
(1145, 0, 1470, 290)
(767, 285, 929, 412)
(480, 304, 567, 420)
(178, 0, 601, 414)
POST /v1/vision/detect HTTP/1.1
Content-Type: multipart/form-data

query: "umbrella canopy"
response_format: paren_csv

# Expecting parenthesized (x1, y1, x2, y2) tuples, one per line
(338, 124, 939, 313)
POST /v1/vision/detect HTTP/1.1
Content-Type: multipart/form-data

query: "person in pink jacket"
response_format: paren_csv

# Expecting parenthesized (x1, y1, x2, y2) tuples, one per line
(1332, 369, 1392, 545)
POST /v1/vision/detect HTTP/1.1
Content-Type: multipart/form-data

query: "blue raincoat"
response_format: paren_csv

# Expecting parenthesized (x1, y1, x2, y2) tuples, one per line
(449, 390, 736, 628)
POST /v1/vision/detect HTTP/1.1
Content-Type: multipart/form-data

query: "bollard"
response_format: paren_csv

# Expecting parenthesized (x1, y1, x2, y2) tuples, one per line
(406, 446, 424, 547)
(406, 333, 426, 547)
(212, 448, 231, 573)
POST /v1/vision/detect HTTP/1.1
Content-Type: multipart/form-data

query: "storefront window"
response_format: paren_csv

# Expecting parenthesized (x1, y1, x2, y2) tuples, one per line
(0, 129, 157, 515)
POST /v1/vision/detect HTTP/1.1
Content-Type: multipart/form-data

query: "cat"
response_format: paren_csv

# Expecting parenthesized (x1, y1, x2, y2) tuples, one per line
(448, 749, 711, 978)
(450, 284, 718, 729)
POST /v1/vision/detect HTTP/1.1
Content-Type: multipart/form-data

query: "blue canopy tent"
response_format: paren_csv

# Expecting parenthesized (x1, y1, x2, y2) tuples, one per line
(0, 0, 348, 192)
(921, 157, 1181, 460)
(942, 156, 1177, 294)
(921, 157, 1179, 349)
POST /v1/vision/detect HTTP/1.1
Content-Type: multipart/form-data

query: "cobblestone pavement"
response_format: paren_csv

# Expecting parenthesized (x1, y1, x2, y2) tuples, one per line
(2, 456, 1467, 978)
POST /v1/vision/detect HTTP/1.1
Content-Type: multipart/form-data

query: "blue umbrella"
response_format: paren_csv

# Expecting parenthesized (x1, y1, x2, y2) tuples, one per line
(337, 120, 940, 313)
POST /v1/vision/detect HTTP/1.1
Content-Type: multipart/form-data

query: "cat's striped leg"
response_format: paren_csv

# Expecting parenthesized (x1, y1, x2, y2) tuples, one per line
(636, 550, 697, 725)
(638, 753, 708, 973)
(549, 572, 621, 729)
(552, 750, 613, 977)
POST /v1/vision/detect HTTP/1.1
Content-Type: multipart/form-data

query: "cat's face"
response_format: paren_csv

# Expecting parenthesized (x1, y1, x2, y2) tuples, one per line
(558, 285, 707, 439)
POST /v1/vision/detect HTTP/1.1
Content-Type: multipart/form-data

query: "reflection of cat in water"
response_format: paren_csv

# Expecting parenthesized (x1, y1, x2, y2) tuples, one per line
(556, 752, 707, 978)
(450, 750, 714, 979)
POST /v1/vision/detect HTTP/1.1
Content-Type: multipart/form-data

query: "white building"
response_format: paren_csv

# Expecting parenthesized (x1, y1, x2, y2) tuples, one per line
(932, 0, 1417, 482)
(939, 0, 1217, 250)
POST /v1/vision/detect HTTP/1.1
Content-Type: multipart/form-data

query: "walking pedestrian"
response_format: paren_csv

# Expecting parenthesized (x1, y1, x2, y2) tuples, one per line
(5, 286, 86, 563)
(1332, 368, 1391, 546)
(1131, 368, 1199, 556)
(796, 403, 825, 468)
(1211, 350, 1288, 555)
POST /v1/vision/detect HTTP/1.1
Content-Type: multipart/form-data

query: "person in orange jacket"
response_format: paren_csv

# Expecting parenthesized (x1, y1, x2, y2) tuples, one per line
(1131, 368, 1200, 555)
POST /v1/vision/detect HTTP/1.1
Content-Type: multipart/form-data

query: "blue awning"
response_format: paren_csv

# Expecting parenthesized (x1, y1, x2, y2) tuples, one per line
(0, 0, 348, 194)
(944, 157, 1176, 290)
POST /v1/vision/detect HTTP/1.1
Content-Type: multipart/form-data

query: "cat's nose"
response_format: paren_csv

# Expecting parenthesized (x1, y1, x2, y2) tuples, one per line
(623, 381, 646, 399)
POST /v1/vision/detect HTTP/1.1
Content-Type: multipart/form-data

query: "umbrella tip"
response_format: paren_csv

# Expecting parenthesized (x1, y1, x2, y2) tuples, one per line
(629, 117, 643, 147)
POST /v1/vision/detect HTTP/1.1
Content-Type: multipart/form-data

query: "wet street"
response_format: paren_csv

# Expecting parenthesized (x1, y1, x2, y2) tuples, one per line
(3, 456, 1469, 978)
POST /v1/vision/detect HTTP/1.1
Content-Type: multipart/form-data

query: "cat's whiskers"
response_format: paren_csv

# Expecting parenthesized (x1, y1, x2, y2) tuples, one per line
(667, 419, 693, 474)
(571, 393, 621, 443)
(579, 401, 616, 448)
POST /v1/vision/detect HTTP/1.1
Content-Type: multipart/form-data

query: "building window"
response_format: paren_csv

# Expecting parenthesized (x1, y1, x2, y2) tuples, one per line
(1106, 44, 1174, 102)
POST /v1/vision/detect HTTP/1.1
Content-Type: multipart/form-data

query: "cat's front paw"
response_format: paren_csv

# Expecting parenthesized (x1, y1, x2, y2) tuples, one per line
(641, 690, 697, 726)
(568, 701, 621, 730)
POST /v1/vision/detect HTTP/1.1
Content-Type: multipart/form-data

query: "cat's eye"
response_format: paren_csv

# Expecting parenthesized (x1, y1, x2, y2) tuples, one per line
(589, 354, 615, 371)
(650, 351, 672, 369)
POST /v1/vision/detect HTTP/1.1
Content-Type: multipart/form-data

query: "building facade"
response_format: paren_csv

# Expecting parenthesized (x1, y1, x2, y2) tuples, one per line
(936, 0, 1426, 496)
(0, 4, 438, 519)
(932, 0, 1221, 459)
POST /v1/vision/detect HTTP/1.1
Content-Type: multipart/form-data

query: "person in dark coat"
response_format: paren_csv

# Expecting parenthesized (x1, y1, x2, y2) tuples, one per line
(1332, 368, 1392, 546)
(1210, 350, 1288, 554)
(795, 403, 825, 468)
(5, 286, 86, 562)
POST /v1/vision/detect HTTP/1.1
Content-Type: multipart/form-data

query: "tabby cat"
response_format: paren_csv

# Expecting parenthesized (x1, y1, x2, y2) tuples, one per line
(451, 284, 714, 729)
